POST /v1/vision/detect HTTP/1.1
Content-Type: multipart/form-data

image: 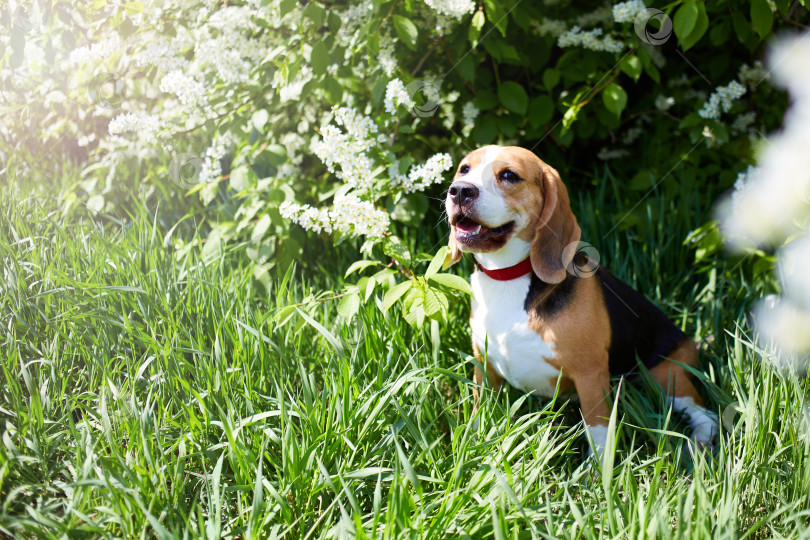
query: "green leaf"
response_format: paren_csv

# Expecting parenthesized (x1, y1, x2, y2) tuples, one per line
(337, 292, 361, 321)
(677, 1, 709, 51)
(469, 10, 485, 47)
(482, 0, 507, 37)
(344, 260, 380, 278)
(311, 40, 328, 75)
(383, 280, 413, 312)
(393, 15, 418, 51)
(423, 289, 448, 319)
(426, 246, 449, 280)
(497, 81, 529, 115)
(673, 2, 699, 45)
(619, 56, 642, 82)
(601, 83, 627, 116)
(428, 273, 472, 296)
(251, 109, 269, 131)
(528, 95, 554, 128)
(750, 0, 774, 39)
(542, 69, 560, 91)
(303, 2, 326, 28)
(384, 236, 412, 266)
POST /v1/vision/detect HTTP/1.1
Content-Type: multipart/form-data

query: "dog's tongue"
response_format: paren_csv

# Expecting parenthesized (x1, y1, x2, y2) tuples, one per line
(456, 219, 483, 233)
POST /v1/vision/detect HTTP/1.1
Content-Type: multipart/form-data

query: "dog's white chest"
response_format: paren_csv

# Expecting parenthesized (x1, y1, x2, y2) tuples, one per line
(470, 272, 559, 397)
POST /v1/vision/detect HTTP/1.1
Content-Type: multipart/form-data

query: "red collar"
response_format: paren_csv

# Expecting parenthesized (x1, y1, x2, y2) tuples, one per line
(476, 257, 533, 281)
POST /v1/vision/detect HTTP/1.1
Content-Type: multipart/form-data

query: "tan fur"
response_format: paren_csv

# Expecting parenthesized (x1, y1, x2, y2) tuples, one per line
(528, 272, 613, 425)
(648, 339, 705, 404)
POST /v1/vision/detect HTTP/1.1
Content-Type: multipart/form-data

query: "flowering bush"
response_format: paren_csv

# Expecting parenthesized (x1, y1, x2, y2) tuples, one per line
(718, 32, 810, 373)
(2, 0, 808, 327)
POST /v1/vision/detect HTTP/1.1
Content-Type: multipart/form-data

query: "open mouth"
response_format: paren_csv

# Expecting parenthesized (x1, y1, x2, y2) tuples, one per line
(454, 216, 515, 241)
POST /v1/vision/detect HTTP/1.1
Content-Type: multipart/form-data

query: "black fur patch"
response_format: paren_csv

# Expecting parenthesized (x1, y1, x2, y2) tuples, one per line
(524, 272, 579, 318)
(595, 267, 688, 375)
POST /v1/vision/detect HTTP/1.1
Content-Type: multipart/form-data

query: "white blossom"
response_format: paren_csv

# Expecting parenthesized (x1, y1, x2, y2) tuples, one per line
(384, 78, 414, 114)
(612, 0, 646, 23)
(423, 0, 476, 19)
(69, 33, 121, 66)
(312, 107, 380, 191)
(719, 32, 810, 364)
(159, 70, 207, 108)
(698, 80, 746, 120)
(558, 26, 624, 53)
(738, 61, 770, 88)
(655, 95, 674, 111)
(281, 195, 390, 238)
(390, 153, 454, 193)
(532, 18, 568, 38)
(108, 112, 162, 136)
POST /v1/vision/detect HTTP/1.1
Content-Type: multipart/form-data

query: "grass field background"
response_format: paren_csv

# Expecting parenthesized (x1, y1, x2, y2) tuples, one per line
(1, 172, 809, 538)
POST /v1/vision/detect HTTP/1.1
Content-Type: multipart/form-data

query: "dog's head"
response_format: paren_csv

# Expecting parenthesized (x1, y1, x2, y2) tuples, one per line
(445, 145, 581, 283)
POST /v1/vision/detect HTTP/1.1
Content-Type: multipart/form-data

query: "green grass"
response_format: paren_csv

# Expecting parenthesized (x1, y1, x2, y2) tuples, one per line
(1, 178, 809, 539)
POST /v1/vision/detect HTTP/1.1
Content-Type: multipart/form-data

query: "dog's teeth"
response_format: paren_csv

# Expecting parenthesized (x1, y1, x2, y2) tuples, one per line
(474, 225, 482, 234)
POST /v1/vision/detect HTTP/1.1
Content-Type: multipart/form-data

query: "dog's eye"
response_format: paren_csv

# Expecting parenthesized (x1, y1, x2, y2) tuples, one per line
(499, 170, 521, 182)
(459, 164, 470, 175)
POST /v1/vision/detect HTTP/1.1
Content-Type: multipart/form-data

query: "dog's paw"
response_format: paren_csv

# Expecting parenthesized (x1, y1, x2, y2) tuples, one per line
(669, 397, 719, 451)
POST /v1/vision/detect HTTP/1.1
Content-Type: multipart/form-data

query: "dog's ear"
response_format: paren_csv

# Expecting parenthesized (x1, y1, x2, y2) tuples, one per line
(445, 227, 463, 268)
(530, 164, 581, 283)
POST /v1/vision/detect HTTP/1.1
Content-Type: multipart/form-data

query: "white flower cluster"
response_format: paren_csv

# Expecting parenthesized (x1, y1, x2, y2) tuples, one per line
(379, 37, 397, 76)
(461, 101, 479, 134)
(281, 194, 390, 238)
(698, 81, 746, 120)
(312, 107, 379, 191)
(612, 0, 646, 23)
(159, 70, 207, 108)
(68, 33, 121, 66)
(738, 61, 770, 88)
(384, 78, 414, 114)
(336, 0, 373, 43)
(423, 0, 475, 19)
(533, 18, 568, 37)
(731, 111, 757, 133)
(196, 9, 266, 84)
(655, 94, 675, 111)
(719, 33, 810, 364)
(389, 153, 454, 193)
(280, 202, 333, 234)
(622, 126, 643, 145)
(597, 148, 630, 160)
(136, 37, 190, 73)
(558, 27, 624, 53)
(108, 112, 162, 136)
(199, 132, 234, 186)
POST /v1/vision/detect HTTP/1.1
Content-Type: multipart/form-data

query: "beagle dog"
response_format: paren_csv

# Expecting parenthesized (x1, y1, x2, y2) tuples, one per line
(445, 145, 718, 457)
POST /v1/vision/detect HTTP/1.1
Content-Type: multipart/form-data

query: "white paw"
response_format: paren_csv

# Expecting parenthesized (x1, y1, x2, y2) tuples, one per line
(669, 397, 718, 450)
(585, 424, 608, 462)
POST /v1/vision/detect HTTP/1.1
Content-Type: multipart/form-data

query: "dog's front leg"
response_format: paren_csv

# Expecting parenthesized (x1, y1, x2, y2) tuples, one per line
(571, 366, 612, 461)
(471, 343, 503, 403)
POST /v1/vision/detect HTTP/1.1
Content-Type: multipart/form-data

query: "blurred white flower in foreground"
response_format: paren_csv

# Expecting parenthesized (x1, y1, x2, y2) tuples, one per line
(719, 32, 810, 372)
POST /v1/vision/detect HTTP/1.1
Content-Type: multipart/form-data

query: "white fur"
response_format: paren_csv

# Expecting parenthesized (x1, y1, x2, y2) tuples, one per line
(461, 145, 529, 232)
(669, 396, 718, 447)
(470, 269, 560, 397)
(475, 238, 531, 270)
(585, 424, 609, 460)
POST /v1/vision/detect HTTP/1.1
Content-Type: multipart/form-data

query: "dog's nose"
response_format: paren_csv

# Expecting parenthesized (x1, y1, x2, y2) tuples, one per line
(448, 181, 479, 206)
